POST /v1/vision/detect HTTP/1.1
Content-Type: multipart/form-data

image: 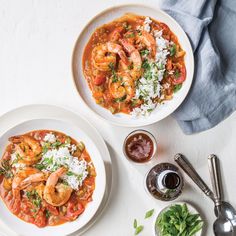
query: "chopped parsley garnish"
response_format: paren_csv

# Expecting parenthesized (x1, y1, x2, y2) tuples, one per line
(45, 210, 51, 218)
(65, 137, 71, 144)
(174, 84, 182, 93)
(109, 62, 119, 83)
(34, 163, 46, 171)
(26, 190, 42, 208)
(0, 160, 13, 178)
(140, 49, 150, 56)
(131, 99, 139, 107)
(114, 95, 127, 103)
(128, 64, 134, 70)
(51, 141, 62, 148)
(108, 62, 115, 70)
(170, 44, 176, 56)
(141, 59, 150, 69)
(158, 63, 164, 70)
(123, 22, 131, 30)
(174, 70, 180, 78)
(147, 108, 154, 113)
(66, 171, 74, 176)
(112, 76, 118, 83)
(125, 32, 135, 38)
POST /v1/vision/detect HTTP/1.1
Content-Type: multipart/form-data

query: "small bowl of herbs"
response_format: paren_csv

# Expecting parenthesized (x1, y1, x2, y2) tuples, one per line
(154, 202, 203, 236)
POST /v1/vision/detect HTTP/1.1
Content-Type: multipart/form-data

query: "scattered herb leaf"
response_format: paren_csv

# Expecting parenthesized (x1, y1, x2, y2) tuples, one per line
(133, 219, 137, 228)
(145, 209, 154, 219)
(135, 225, 144, 235)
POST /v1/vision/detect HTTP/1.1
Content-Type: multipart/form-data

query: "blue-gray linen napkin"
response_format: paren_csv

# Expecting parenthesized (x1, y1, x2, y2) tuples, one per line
(160, 0, 236, 134)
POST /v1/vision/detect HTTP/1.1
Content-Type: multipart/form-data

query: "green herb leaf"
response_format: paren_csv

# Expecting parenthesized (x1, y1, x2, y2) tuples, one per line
(108, 62, 115, 71)
(66, 171, 74, 176)
(114, 95, 127, 103)
(123, 22, 131, 30)
(135, 225, 144, 235)
(170, 44, 176, 56)
(142, 60, 150, 69)
(35, 163, 45, 170)
(65, 137, 71, 144)
(52, 141, 62, 148)
(125, 32, 135, 38)
(174, 70, 180, 78)
(133, 219, 137, 228)
(128, 64, 134, 70)
(112, 76, 118, 83)
(145, 209, 154, 219)
(0, 160, 13, 178)
(140, 49, 150, 56)
(131, 99, 139, 107)
(45, 210, 51, 218)
(26, 190, 42, 208)
(174, 84, 182, 93)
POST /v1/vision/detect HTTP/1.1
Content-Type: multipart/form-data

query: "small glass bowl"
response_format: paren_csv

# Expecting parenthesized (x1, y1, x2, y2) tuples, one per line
(123, 129, 157, 164)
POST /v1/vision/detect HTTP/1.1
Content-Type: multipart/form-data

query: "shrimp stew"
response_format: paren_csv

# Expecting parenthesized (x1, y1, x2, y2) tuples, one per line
(0, 130, 96, 227)
(82, 14, 186, 116)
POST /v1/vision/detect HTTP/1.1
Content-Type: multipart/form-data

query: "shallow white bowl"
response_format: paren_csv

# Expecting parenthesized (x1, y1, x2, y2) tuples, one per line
(154, 202, 203, 236)
(0, 118, 106, 236)
(72, 4, 194, 127)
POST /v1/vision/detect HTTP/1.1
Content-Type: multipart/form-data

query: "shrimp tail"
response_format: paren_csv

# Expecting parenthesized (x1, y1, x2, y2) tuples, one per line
(8, 136, 22, 144)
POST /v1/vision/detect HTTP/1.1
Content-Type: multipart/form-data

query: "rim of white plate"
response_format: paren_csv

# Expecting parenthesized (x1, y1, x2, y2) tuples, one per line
(0, 116, 106, 236)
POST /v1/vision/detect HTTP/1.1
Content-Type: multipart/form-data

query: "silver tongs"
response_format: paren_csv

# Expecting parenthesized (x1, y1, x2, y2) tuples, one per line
(174, 153, 236, 236)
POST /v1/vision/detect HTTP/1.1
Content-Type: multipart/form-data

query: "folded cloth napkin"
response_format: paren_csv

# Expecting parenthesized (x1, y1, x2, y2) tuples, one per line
(160, 0, 236, 134)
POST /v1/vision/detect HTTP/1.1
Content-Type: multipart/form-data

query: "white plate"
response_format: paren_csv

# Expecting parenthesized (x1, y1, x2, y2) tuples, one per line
(0, 110, 107, 236)
(72, 4, 194, 127)
(154, 202, 203, 236)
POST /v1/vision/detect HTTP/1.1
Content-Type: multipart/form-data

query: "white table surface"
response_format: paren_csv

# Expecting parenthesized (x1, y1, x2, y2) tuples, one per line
(0, 0, 236, 235)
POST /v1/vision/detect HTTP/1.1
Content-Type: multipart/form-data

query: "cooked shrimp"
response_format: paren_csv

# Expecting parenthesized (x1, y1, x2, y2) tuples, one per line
(109, 26, 124, 42)
(119, 39, 142, 80)
(44, 167, 73, 207)
(92, 42, 129, 71)
(12, 168, 46, 194)
(109, 73, 135, 102)
(11, 167, 45, 214)
(9, 135, 42, 165)
(136, 30, 156, 57)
